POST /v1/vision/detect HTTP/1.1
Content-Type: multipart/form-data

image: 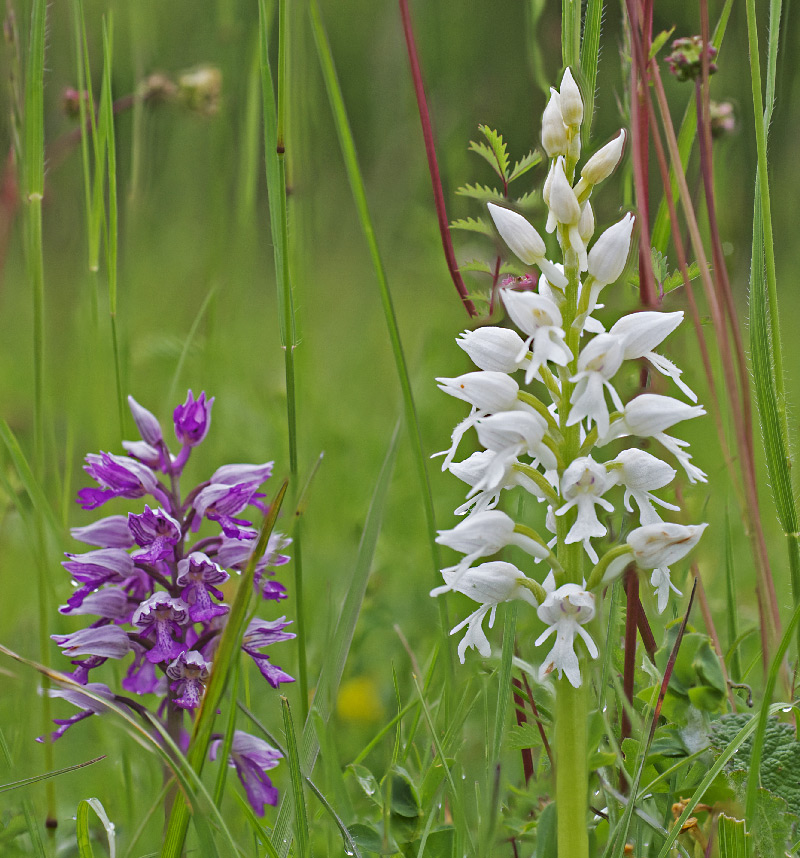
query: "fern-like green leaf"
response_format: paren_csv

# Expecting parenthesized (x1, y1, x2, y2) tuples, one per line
(508, 150, 542, 182)
(455, 183, 507, 204)
(662, 262, 703, 293)
(450, 216, 494, 237)
(468, 125, 509, 180)
(512, 190, 538, 209)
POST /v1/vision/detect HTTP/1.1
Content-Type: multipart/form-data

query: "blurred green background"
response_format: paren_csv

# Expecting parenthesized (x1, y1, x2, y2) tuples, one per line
(0, 0, 796, 852)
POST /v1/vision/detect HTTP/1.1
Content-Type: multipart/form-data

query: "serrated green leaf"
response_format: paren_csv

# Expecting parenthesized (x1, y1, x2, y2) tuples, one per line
(512, 189, 538, 209)
(506, 722, 543, 752)
(455, 183, 507, 204)
(662, 262, 703, 293)
(468, 125, 510, 181)
(449, 216, 494, 236)
(508, 150, 542, 182)
(649, 27, 676, 60)
(458, 259, 495, 275)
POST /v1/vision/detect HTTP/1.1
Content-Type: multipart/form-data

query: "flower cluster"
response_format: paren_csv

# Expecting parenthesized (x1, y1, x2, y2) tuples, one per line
(49, 391, 292, 814)
(434, 69, 707, 687)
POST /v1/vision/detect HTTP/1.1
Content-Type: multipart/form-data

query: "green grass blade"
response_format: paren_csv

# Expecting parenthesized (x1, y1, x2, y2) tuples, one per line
(161, 480, 288, 858)
(22, 0, 46, 476)
(0, 756, 105, 794)
(23, 799, 46, 858)
(258, 0, 307, 722)
(579, 0, 604, 138)
(724, 509, 742, 682)
(492, 602, 517, 763)
(309, 0, 443, 602)
(271, 422, 400, 856)
(99, 17, 125, 436)
(212, 653, 240, 806)
(0, 418, 61, 538)
(75, 799, 96, 858)
(281, 697, 310, 858)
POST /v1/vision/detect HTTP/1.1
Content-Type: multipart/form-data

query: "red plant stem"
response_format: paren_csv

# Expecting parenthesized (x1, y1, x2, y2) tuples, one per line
(511, 677, 535, 784)
(398, 0, 477, 317)
(635, 593, 657, 661)
(623, 0, 781, 653)
(621, 567, 638, 747)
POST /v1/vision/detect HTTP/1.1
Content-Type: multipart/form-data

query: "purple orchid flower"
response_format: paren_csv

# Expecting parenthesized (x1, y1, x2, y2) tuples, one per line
(77, 452, 167, 510)
(132, 595, 189, 663)
(166, 651, 211, 710)
(175, 552, 229, 622)
(241, 617, 295, 688)
(128, 505, 182, 563)
(174, 390, 214, 447)
(210, 731, 282, 815)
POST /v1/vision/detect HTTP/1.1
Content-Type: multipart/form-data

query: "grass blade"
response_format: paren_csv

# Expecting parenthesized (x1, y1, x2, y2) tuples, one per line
(0, 756, 105, 794)
(75, 799, 96, 858)
(271, 421, 400, 856)
(309, 0, 444, 623)
(281, 697, 309, 858)
(579, 0, 604, 138)
(492, 602, 517, 763)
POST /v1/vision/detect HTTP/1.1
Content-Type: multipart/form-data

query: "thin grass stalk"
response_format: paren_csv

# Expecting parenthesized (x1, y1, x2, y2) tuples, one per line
(397, 0, 477, 317)
(648, 65, 782, 646)
(257, 0, 308, 723)
(622, 0, 782, 652)
(561, 0, 580, 70)
(308, 0, 448, 633)
(101, 18, 125, 437)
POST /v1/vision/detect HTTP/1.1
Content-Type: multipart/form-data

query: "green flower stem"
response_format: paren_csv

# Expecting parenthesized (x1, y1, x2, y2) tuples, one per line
(556, 677, 589, 858)
(512, 462, 560, 505)
(554, 244, 589, 858)
(517, 390, 563, 438)
(540, 365, 563, 400)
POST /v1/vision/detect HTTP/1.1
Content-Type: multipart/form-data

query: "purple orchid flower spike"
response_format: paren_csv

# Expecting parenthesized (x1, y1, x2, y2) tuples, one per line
(50, 391, 292, 813)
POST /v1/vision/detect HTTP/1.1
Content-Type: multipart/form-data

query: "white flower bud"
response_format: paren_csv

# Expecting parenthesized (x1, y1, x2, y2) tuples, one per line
(457, 327, 529, 373)
(609, 311, 683, 359)
(542, 89, 568, 157)
(548, 157, 581, 226)
(559, 67, 583, 127)
(436, 371, 519, 413)
(581, 130, 626, 185)
(475, 410, 547, 453)
(487, 203, 546, 263)
(578, 201, 595, 243)
(621, 393, 705, 437)
(587, 213, 635, 285)
(442, 561, 538, 608)
(610, 448, 676, 492)
(627, 522, 707, 569)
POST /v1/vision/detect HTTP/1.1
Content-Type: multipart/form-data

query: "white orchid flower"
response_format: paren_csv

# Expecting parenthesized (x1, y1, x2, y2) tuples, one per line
(608, 449, 679, 525)
(555, 457, 615, 562)
(567, 333, 625, 437)
(456, 327, 532, 374)
(535, 573, 598, 687)
(442, 561, 539, 663)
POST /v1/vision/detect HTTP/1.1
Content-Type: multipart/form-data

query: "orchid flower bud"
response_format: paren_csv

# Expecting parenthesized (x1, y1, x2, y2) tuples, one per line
(456, 327, 530, 373)
(128, 396, 163, 446)
(580, 130, 626, 186)
(548, 157, 581, 226)
(610, 311, 683, 359)
(542, 88, 568, 157)
(587, 213, 635, 285)
(578, 201, 595, 244)
(436, 371, 520, 413)
(487, 203, 568, 288)
(628, 522, 708, 568)
(559, 67, 583, 127)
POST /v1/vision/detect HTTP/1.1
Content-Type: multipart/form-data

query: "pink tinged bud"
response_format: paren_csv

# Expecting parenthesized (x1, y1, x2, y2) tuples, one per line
(542, 89, 568, 157)
(122, 441, 161, 468)
(559, 67, 583, 127)
(627, 522, 707, 568)
(457, 327, 529, 373)
(587, 213, 635, 285)
(173, 390, 214, 447)
(581, 130, 626, 185)
(610, 310, 683, 359)
(548, 157, 581, 226)
(128, 395, 163, 446)
(436, 371, 519, 413)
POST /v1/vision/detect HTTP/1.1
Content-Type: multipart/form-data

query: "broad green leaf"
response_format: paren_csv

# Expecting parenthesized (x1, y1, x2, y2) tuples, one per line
(349, 764, 381, 806)
(506, 722, 543, 752)
(717, 814, 750, 858)
(389, 766, 421, 818)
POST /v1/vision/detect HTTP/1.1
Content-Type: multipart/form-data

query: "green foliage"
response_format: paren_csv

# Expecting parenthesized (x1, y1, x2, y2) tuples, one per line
(717, 814, 750, 858)
(711, 714, 800, 818)
(468, 125, 510, 182)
